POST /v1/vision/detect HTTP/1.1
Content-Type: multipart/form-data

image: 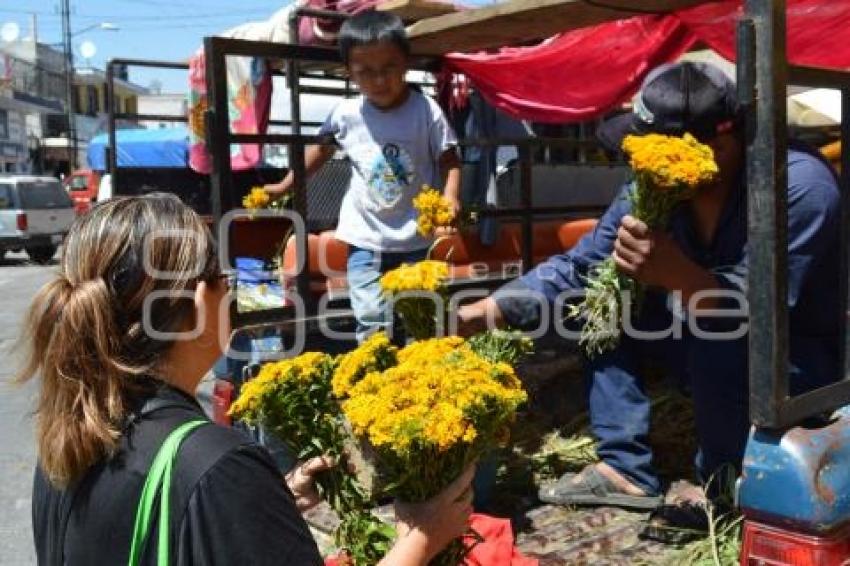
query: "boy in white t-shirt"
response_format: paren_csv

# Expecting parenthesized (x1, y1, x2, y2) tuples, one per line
(266, 11, 460, 342)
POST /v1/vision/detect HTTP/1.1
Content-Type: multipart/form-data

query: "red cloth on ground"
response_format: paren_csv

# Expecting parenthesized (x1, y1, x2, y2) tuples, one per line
(465, 513, 538, 566)
(323, 513, 538, 566)
(443, 0, 850, 123)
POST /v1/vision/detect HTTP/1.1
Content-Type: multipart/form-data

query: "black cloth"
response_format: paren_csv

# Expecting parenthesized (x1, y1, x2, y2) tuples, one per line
(32, 383, 323, 566)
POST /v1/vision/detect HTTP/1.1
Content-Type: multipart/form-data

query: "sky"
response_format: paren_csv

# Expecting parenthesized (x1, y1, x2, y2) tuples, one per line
(2, 1, 313, 93)
(2, 0, 491, 95)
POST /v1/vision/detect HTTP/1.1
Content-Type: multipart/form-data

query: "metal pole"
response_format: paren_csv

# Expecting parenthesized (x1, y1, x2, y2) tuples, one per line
(106, 62, 118, 191)
(289, 11, 312, 307)
(205, 37, 234, 222)
(743, 0, 789, 428)
(841, 89, 850, 381)
(61, 0, 77, 173)
(519, 146, 533, 274)
(204, 37, 237, 327)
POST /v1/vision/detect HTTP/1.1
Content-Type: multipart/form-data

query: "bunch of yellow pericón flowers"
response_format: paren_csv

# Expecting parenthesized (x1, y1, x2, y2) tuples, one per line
(413, 185, 455, 237)
(569, 132, 719, 356)
(230, 352, 330, 418)
(623, 133, 718, 191)
(379, 259, 449, 294)
(335, 333, 529, 565)
(342, 336, 526, 456)
(242, 186, 271, 210)
(379, 260, 449, 340)
(230, 351, 396, 565)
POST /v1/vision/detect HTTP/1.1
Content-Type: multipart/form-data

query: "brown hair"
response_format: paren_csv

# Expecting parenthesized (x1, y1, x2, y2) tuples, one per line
(17, 193, 220, 487)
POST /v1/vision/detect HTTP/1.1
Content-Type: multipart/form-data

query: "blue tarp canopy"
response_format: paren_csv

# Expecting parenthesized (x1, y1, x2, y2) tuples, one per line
(87, 126, 189, 170)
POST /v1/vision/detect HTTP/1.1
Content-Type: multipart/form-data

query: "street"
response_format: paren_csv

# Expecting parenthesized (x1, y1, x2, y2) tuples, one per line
(0, 254, 53, 565)
(0, 253, 214, 565)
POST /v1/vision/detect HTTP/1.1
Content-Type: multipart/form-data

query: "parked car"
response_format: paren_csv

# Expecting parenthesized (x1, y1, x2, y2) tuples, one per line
(0, 175, 76, 264)
(64, 168, 101, 215)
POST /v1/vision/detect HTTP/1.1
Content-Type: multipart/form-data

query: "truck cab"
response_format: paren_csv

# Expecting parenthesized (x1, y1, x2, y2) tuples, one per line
(64, 169, 101, 215)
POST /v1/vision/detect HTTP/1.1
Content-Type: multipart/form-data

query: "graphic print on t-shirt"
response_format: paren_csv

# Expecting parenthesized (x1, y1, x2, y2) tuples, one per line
(366, 142, 415, 209)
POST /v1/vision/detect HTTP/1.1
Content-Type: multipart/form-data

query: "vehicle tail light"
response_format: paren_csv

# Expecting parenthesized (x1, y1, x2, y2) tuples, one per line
(740, 519, 850, 565)
(211, 378, 235, 426)
(16, 212, 27, 232)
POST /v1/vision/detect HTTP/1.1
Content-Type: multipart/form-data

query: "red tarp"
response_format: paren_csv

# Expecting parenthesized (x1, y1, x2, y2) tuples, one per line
(442, 0, 850, 123)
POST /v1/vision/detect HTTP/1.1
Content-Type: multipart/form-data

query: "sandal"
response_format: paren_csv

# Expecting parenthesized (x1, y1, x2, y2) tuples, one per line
(639, 502, 710, 544)
(538, 465, 663, 511)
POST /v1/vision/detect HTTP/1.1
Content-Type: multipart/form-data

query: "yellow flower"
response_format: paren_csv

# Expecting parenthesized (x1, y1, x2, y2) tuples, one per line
(332, 332, 397, 398)
(243, 186, 271, 210)
(380, 260, 449, 295)
(229, 352, 333, 419)
(341, 337, 527, 454)
(413, 185, 455, 237)
(396, 335, 465, 364)
(622, 133, 719, 190)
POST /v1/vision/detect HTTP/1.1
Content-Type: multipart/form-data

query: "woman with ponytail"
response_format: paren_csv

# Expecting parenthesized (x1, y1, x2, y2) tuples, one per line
(22, 194, 473, 565)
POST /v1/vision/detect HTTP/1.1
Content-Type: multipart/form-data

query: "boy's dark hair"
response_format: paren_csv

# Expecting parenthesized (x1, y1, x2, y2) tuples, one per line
(339, 11, 410, 66)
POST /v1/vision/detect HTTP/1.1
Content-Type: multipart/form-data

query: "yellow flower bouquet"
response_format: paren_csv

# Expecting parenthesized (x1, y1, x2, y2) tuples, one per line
(568, 133, 719, 356)
(380, 259, 450, 340)
(337, 334, 530, 565)
(242, 186, 289, 217)
(413, 185, 479, 239)
(229, 352, 395, 565)
(413, 186, 455, 237)
(242, 186, 271, 210)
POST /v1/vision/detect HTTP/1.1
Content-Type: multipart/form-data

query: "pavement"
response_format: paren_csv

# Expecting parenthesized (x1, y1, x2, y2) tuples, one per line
(0, 253, 55, 565)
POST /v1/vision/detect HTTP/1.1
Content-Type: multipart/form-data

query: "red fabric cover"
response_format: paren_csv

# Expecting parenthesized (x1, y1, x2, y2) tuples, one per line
(444, 15, 694, 123)
(324, 513, 538, 566)
(678, 0, 850, 68)
(443, 0, 850, 123)
(464, 513, 538, 566)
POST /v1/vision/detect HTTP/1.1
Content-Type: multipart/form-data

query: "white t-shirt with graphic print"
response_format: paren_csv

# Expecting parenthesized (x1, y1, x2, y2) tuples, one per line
(319, 89, 458, 252)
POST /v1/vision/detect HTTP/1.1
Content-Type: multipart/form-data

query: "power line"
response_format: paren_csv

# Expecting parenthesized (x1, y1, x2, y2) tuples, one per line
(111, 0, 286, 9)
(0, 8, 56, 16)
(114, 22, 253, 31)
(2, 1, 285, 21)
(68, 9, 274, 22)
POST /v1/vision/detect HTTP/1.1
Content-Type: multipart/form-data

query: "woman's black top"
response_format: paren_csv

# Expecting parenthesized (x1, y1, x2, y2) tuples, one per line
(32, 384, 323, 565)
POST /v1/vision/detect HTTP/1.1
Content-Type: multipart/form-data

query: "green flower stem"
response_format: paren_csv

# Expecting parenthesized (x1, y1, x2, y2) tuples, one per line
(569, 176, 694, 357)
(394, 295, 449, 341)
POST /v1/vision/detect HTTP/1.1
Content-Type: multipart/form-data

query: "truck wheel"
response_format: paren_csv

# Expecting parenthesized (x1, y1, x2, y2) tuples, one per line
(27, 245, 57, 265)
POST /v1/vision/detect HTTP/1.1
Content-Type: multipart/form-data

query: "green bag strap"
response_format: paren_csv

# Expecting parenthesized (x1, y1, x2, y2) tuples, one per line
(128, 419, 207, 566)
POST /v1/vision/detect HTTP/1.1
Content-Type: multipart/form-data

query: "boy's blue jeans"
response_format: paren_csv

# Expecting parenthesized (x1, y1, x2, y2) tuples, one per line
(347, 245, 429, 343)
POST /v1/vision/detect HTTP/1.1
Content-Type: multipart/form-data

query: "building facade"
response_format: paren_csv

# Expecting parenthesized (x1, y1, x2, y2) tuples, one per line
(137, 93, 187, 129)
(0, 41, 65, 173)
(1, 38, 147, 175)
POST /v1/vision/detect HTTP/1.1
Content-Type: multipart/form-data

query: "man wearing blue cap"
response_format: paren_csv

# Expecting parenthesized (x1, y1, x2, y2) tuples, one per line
(459, 62, 841, 512)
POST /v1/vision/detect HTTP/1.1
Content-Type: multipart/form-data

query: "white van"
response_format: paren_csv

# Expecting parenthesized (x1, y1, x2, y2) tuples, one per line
(0, 175, 76, 264)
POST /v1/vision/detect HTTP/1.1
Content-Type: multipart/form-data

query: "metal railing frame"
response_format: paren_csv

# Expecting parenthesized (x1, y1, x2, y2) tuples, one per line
(742, 0, 850, 428)
(201, 31, 609, 328)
